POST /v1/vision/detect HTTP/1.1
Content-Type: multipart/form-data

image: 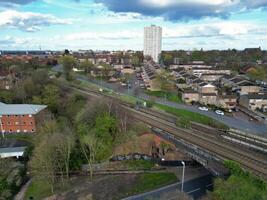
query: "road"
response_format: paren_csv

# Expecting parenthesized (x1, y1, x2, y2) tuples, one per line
(52, 65, 267, 136)
(123, 173, 214, 200)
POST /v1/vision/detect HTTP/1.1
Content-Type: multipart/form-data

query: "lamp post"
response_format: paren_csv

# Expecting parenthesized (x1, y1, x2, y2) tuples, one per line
(181, 161, 185, 193)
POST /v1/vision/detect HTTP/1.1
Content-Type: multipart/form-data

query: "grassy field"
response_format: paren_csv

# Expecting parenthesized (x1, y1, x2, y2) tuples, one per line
(146, 90, 183, 104)
(4, 134, 33, 143)
(130, 173, 178, 194)
(123, 160, 155, 170)
(155, 104, 228, 129)
(24, 179, 53, 200)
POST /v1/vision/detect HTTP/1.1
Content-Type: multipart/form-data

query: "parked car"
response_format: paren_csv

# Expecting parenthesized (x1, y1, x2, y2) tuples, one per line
(215, 110, 225, 116)
(198, 106, 209, 111)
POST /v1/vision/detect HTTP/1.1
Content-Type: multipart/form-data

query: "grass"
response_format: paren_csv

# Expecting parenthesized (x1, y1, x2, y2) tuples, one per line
(155, 104, 228, 130)
(4, 133, 33, 143)
(130, 172, 178, 194)
(123, 160, 155, 170)
(146, 90, 183, 104)
(24, 179, 53, 200)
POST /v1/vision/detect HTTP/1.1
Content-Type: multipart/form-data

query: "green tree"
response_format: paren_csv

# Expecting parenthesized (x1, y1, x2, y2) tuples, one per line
(42, 85, 60, 113)
(155, 70, 174, 91)
(162, 53, 173, 66)
(61, 55, 76, 81)
(79, 59, 94, 74)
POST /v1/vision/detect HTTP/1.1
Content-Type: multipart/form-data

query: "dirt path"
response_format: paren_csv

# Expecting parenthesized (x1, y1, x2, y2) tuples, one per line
(15, 179, 32, 200)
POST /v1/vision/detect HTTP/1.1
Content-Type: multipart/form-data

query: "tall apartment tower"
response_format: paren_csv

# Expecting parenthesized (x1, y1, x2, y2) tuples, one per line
(143, 25, 162, 63)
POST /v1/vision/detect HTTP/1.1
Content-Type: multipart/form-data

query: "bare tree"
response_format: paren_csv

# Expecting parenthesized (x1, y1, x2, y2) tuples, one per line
(80, 133, 100, 181)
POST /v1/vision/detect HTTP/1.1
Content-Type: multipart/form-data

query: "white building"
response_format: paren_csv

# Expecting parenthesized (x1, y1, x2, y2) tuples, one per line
(143, 25, 162, 63)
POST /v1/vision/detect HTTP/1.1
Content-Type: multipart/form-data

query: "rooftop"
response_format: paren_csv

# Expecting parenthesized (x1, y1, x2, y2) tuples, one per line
(0, 102, 47, 115)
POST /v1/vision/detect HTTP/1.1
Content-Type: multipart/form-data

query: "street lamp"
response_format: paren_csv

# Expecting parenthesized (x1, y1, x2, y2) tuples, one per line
(181, 161, 185, 193)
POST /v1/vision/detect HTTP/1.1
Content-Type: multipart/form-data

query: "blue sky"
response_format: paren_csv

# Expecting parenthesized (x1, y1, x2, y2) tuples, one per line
(0, 0, 267, 50)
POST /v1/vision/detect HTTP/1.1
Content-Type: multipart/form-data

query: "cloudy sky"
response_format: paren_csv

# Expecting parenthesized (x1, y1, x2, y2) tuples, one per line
(0, 0, 267, 50)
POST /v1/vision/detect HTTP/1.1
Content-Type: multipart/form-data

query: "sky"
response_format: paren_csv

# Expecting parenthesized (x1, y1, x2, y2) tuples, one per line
(0, 0, 267, 51)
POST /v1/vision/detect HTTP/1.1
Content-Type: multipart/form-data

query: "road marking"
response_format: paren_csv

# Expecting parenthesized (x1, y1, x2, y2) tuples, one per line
(187, 188, 201, 194)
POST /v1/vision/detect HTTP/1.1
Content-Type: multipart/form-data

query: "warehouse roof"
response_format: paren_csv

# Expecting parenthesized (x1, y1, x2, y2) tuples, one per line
(0, 102, 47, 115)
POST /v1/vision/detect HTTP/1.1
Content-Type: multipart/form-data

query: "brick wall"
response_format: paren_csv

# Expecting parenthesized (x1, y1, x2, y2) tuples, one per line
(0, 114, 36, 133)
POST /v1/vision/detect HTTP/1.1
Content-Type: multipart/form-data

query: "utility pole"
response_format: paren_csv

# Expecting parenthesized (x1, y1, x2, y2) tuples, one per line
(181, 161, 185, 193)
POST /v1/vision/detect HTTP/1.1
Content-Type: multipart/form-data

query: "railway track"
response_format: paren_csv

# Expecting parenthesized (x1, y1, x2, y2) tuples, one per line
(126, 107, 267, 179)
(139, 107, 267, 161)
(71, 86, 267, 179)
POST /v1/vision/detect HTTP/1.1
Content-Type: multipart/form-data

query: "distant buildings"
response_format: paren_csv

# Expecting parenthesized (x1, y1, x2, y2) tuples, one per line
(0, 102, 47, 134)
(144, 25, 162, 63)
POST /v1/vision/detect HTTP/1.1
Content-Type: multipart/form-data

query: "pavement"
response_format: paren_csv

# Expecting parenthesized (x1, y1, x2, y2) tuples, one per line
(52, 65, 267, 137)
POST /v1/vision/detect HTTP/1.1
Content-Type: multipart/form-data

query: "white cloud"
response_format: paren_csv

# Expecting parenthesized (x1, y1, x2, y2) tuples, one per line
(0, 10, 72, 32)
(63, 30, 141, 41)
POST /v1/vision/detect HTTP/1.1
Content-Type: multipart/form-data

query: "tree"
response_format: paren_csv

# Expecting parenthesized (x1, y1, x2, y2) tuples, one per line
(155, 70, 174, 91)
(131, 55, 140, 68)
(162, 53, 173, 66)
(42, 85, 60, 113)
(79, 133, 100, 180)
(79, 59, 94, 74)
(30, 131, 74, 193)
(61, 55, 76, 80)
(100, 63, 112, 79)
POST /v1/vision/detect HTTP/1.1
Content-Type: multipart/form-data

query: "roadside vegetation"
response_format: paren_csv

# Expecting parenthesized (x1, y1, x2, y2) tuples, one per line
(145, 90, 183, 104)
(155, 104, 228, 130)
(204, 160, 267, 200)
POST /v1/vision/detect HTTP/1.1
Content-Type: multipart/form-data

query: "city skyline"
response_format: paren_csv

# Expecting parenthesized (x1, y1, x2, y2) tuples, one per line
(0, 0, 267, 50)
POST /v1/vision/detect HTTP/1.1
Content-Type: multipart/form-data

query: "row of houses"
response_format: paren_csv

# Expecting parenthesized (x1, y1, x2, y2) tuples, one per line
(174, 63, 266, 111)
(140, 61, 161, 90)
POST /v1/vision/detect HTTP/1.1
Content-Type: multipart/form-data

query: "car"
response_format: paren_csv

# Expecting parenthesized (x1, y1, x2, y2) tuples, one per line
(215, 110, 224, 116)
(198, 106, 209, 111)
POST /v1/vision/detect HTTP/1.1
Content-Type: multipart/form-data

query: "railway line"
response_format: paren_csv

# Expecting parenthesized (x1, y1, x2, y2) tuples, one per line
(126, 107, 267, 179)
(70, 85, 267, 179)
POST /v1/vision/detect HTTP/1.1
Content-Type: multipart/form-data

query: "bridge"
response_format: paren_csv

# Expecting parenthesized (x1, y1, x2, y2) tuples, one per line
(71, 86, 267, 180)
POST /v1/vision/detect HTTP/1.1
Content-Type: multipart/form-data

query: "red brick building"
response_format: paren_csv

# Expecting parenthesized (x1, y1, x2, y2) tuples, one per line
(0, 102, 47, 134)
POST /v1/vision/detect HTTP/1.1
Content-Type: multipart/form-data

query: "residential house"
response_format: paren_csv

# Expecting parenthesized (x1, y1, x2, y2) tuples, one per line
(218, 95, 237, 110)
(182, 89, 199, 103)
(199, 93, 218, 105)
(198, 83, 217, 94)
(239, 93, 267, 112)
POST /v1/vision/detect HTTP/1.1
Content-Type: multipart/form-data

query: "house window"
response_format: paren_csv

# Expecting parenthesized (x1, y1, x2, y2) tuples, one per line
(31, 129, 35, 132)
(9, 129, 12, 133)
(29, 115, 32, 118)
(7, 122, 11, 125)
(30, 122, 33, 125)
(23, 122, 26, 125)
(15, 122, 19, 125)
